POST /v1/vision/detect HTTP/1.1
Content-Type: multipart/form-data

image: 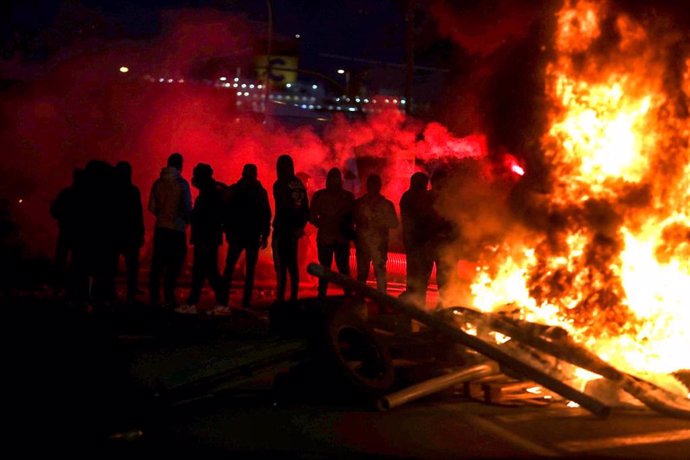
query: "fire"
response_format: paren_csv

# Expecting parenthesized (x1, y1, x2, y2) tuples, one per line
(469, 0, 690, 391)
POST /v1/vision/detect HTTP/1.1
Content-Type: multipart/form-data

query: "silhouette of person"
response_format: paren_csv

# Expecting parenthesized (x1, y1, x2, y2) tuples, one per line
(354, 174, 398, 293)
(178, 163, 228, 314)
(296, 171, 317, 286)
(148, 152, 192, 310)
(50, 168, 83, 296)
(309, 167, 355, 298)
(223, 164, 271, 309)
(428, 168, 458, 308)
(400, 172, 433, 305)
(114, 161, 144, 304)
(77, 160, 120, 307)
(272, 154, 309, 302)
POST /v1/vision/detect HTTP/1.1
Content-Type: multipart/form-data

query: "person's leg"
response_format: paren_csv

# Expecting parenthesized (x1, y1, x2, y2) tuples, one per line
(316, 242, 334, 298)
(148, 228, 164, 306)
(334, 241, 352, 295)
(355, 240, 371, 284)
(206, 244, 227, 306)
(187, 243, 204, 305)
(124, 244, 140, 303)
(371, 240, 388, 293)
(286, 235, 300, 302)
(164, 230, 186, 307)
(224, 238, 244, 299)
(243, 240, 260, 308)
(273, 235, 287, 302)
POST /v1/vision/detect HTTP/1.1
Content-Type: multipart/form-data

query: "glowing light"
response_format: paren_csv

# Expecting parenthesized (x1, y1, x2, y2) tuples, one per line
(295, 34, 301, 39)
(286, 83, 292, 88)
(337, 69, 345, 75)
(249, 84, 255, 89)
(511, 164, 525, 176)
(18, 198, 23, 204)
(234, 77, 239, 82)
(119, 66, 129, 73)
(219, 76, 227, 81)
(167, 79, 173, 83)
(241, 84, 247, 88)
(312, 84, 318, 90)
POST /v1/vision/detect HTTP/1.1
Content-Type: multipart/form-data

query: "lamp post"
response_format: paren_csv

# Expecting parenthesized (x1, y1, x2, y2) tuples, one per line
(263, 0, 273, 123)
(337, 68, 350, 96)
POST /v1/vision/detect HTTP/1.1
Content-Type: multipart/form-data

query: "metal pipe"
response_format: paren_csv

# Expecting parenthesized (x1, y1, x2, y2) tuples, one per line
(378, 362, 500, 411)
(307, 263, 610, 418)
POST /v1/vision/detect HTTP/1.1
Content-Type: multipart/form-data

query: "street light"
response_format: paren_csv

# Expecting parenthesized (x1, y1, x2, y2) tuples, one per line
(337, 69, 350, 96)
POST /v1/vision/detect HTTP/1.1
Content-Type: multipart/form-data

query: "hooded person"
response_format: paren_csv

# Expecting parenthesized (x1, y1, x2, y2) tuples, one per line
(399, 172, 433, 305)
(176, 163, 228, 314)
(354, 174, 398, 293)
(272, 154, 309, 302)
(114, 161, 144, 304)
(223, 163, 271, 309)
(309, 167, 355, 298)
(148, 152, 192, 310)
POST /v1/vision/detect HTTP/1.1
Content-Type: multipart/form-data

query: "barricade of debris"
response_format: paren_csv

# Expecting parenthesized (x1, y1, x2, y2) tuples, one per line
(150, 263, 690, 421)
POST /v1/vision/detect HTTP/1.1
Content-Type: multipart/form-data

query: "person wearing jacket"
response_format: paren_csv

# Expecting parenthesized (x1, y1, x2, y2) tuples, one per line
(354, 174, 398, 293)
(272, 154, 309, 302)
(223, 163, 271, 310)
(148, 152, 192, 310)
(400, 172, 433, 305)
(309, 167, 355, 298)
(114, 161, 144, 305)
(177, 163, 228, 314)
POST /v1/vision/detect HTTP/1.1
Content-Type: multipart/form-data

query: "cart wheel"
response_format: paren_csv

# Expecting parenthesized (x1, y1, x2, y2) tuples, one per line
(319, 307, 395, 396)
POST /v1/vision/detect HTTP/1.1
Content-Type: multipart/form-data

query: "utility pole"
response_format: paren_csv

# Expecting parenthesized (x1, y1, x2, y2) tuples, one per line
(263, 0, 273, 123)
(404, 0, 415, 116)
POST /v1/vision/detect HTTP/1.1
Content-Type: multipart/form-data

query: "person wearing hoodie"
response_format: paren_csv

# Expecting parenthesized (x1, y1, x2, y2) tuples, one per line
(354, 174, 398, 293)
(272, 154, 309, 302)
(114, 161, 144, 305)
(148, 152, 192, 309)
(400, 172, 433, 304)
(177, 163, 228, 314)
(223, 163, 271, 310)
(309, 167, 355, 298)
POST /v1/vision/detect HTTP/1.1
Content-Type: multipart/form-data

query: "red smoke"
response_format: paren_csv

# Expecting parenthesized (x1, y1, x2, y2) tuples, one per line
(0, 6, 523, 286)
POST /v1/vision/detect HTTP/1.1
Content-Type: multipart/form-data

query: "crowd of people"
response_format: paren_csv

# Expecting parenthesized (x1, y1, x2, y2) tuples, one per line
(51, 152, 459, 313)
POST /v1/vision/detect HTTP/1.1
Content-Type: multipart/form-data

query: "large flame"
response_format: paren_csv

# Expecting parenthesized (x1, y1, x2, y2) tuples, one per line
(470, 0, 690, 389)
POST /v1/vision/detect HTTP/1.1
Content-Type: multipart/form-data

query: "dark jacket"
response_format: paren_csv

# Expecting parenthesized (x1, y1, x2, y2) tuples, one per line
(400, 187, 433, 249)
(225, 177, 271, 242)
(272, 177, 309, 235)
(354, 193, 398, 243)
(148, 166, 192, 233)
(310, 177, 355, 245)
(117, 184, 144, 248)
(190, 181, 224, 246)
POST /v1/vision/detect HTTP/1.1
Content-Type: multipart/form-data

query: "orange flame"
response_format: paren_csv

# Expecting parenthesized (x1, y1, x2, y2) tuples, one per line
(468, 0, 690, 392)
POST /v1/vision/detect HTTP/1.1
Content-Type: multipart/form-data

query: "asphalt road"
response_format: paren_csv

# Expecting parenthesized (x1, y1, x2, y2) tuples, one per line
(5, 294, 690, 458)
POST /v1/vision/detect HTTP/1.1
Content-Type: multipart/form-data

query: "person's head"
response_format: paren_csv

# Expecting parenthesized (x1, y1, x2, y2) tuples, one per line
(242, 163, 258, 181)
(326, 167, 342, 190)
(410, 172, 429, 191)
(192, 163, 213, 189)
(168, 152, 183, 171)
(366, 174, 382, 195)
(115, 161, 132, 184)
(276, 154, 294, 181)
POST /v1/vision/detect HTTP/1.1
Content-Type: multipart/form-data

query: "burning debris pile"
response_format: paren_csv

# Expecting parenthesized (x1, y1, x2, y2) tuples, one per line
(467, 0, 690, 397)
